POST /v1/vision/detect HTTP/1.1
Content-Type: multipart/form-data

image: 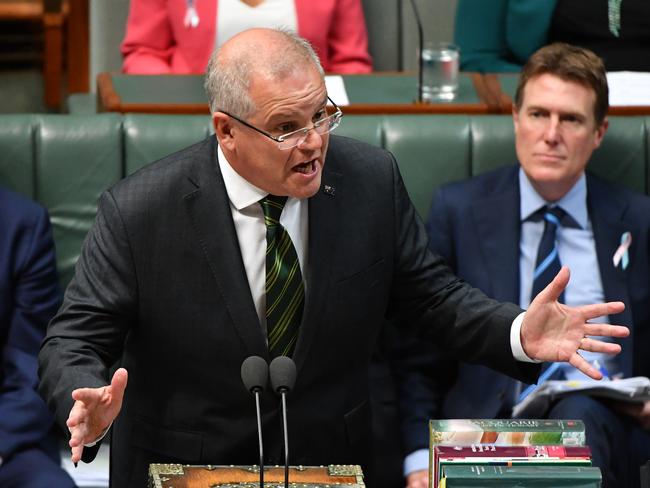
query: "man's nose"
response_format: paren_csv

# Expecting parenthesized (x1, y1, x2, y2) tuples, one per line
(297, 127, 323, 150)
(543, 116, 561, 144)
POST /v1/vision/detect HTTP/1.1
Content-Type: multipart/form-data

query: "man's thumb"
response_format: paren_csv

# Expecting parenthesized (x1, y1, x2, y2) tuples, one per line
(110, 368, 128, 399)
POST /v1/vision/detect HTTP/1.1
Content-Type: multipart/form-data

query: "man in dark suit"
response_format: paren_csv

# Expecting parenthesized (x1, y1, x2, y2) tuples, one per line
(38, 30, 627, 488)
(0, 187, 76, 487)
(400, 44, 650, 488)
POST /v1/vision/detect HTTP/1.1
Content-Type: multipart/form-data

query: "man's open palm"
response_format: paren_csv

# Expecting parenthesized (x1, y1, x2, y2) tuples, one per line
(67, 368, 128, 463)
(522, 267, 629, 379)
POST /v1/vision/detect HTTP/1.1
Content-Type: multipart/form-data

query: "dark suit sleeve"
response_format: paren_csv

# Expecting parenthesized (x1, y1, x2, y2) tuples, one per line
(391, 187, 461, 455)
(39, 190, 136, 458)
(0, 206, 60, 460)
(384, 156, 537, 383)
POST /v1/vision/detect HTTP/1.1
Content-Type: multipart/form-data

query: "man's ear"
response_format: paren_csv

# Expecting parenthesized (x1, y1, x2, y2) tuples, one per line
(592, 117, 609, 150)
(512, 106, 521, 134)
(213, 112, 235, 150)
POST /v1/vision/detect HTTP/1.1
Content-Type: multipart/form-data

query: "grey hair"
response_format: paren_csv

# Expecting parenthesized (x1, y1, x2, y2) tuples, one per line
(204, 28, 324, 118)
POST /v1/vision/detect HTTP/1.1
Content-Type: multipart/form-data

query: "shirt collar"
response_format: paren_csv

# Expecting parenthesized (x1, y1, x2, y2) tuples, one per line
(519, 167, 588, 229)
(217, 144, 267, 210)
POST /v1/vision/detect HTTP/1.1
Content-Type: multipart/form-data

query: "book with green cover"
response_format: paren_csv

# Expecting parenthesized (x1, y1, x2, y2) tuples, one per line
(439, 465, 602, 487)
(432, 445, 592, 488)
(429, 419, 586, 486)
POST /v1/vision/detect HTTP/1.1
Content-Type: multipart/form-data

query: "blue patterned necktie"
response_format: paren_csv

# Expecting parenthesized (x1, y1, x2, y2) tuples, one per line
(530, 206, 568, 303)
(260, 195, 304, 358)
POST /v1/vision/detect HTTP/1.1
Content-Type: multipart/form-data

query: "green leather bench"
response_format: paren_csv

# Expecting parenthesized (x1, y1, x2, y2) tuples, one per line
(1, 114, 648, 290)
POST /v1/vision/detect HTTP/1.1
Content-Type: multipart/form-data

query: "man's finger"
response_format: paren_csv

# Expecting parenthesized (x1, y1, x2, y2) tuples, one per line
(578, 302, 626, 321)
(579, 338, 622, 355)
(583, 322, 629, 338)
(72, 387, 104, 403)
(71, 442, 84, 464)
(109, 368, 129, 403)
(536, 266, 570, 303)
(66, 400, 88, 429)
(569, 352, 602, 380)
(68, 420, 87, 448)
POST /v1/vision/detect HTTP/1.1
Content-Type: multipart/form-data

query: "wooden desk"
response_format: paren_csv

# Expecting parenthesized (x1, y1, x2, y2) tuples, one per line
(97, 72, 498, 115)
(484, 73, 650, 116)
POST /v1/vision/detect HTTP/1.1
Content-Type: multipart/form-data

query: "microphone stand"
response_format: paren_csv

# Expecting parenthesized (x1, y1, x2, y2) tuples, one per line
(254, 388, 264, 488)
(407, 0, 425, 103)
(280, 389, 290, 488)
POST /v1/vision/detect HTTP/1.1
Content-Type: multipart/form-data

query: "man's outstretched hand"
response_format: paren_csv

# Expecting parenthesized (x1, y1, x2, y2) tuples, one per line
(521, 267, 629, 379)
(67, 368, 128, 463)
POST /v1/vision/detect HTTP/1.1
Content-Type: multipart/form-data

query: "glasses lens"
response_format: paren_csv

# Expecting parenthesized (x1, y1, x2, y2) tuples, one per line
(278, 131, 306, 150)
(277, 112, 342, 150)
(314, 112, 342, 135)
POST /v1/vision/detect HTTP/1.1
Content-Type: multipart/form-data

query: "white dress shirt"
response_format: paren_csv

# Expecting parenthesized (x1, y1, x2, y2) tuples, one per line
(217, 145, 308, 333)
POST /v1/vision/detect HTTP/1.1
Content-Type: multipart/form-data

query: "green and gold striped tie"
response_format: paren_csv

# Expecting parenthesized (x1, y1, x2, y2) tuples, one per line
(260, 195, 304, 358)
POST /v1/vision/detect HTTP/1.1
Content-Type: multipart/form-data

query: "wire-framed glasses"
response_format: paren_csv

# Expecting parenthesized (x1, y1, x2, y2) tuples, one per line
(219, 96, 343, 150)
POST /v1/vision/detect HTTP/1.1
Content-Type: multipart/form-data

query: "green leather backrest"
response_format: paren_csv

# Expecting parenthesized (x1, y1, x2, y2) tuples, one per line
(383, 115, 471, 218)
(124, 115, 213, 175)
(1, 114, 648, 290)
(35, 115, 124, 286)
(0, 115, 36, 198)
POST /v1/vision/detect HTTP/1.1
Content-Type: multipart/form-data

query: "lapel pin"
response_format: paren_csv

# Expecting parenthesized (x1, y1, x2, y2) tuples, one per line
(323, 185, 336, 196)
(612, 231, 632, 270)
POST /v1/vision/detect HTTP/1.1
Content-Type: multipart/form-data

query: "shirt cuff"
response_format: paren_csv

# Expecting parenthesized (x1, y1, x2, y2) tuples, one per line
(404, 449, 429, 476)
(510, 311, 541, 363)
(84, 422, 112, 447)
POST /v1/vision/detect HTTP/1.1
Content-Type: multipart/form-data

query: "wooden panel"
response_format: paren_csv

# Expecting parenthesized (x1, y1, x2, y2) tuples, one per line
(148, 465, 365, 488)
(67, 0, 88, 93)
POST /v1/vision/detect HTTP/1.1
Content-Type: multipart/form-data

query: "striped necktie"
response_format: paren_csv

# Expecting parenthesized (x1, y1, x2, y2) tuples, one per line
(530, 206, 567, 303)
(260, 195, 304, 358)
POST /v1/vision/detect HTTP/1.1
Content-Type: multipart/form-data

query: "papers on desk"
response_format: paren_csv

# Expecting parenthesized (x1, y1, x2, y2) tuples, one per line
(512, 376, 650, 419)
(325, 76, 350, 106)
(607, 72, 650, 106)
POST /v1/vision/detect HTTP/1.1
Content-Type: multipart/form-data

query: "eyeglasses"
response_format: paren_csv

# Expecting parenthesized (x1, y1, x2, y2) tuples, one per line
(219, 96, 343, 150)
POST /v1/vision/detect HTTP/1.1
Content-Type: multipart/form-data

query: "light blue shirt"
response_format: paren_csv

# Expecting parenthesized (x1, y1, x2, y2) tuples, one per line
(403, 168, 617, 477)
(518, 168, 616, 380)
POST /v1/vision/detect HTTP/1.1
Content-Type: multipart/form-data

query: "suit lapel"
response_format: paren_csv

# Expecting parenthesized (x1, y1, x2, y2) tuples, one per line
(470, 169, 521, 304)
(183, 139, 268, 358)
(588, 176, 635, 376)
(292, 166, 342, 370)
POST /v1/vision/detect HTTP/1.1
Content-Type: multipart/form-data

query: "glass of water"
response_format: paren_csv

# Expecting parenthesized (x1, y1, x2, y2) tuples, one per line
(421, 42, 459, 102)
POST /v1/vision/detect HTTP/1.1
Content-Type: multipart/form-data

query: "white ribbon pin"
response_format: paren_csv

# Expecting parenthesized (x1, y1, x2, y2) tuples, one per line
(612, 231, 632, 270)
(184, 0, 200, 28)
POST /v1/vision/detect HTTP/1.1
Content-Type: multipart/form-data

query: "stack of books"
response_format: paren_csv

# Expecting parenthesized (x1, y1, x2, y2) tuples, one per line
(429, 419, 602, 487)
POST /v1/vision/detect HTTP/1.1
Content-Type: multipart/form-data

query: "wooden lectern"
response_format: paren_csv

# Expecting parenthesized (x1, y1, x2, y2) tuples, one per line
(148, 464, 365, 488)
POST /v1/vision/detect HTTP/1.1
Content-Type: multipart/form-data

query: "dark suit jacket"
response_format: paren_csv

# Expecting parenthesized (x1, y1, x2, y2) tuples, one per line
(400, 164, 650, 454)
(38, 136, 538, 487)
(0, 187, 61, 464)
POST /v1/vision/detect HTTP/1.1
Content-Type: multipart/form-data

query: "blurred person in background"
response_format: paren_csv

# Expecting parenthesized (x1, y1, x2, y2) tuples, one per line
(455, 0, 650, 72)
(0, 186, 76, 487)
(121, 0, 372, 74)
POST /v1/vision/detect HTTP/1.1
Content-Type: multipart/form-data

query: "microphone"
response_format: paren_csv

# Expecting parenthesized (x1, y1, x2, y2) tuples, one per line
(269, 356, 297, 488)
(241, 356, 269, 488)
(406, 0, 425, 103)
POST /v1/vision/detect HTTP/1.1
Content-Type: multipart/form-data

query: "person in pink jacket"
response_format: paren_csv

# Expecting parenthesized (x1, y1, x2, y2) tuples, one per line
(121, 0, 373, 74)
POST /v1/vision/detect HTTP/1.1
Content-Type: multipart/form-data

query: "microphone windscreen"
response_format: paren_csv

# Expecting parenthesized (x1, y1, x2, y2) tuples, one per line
(269, 356, 297, 393)
(241, 356, 269, 393)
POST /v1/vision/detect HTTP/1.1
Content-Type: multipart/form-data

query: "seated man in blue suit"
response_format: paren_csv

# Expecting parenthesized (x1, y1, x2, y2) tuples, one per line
(400, 43, 650, 488)
(0, 187, 76, 487)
